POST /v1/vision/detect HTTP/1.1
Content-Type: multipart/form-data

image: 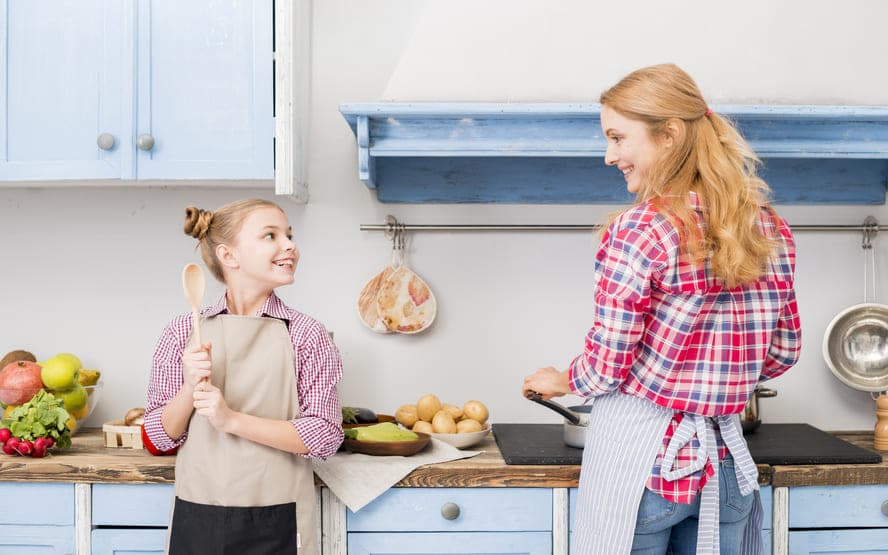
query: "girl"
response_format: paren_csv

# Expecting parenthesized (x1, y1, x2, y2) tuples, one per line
(523, 64, 801, 555)
(143, 199, 343, 555)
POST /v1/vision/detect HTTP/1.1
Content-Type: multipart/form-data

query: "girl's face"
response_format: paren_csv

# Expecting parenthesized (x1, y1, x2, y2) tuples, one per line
(228, 207, 299, 289)
(600, 105, 664, 194)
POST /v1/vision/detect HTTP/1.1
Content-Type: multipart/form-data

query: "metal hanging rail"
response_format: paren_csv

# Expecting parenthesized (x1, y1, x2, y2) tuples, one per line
(360, 215, 888, 235)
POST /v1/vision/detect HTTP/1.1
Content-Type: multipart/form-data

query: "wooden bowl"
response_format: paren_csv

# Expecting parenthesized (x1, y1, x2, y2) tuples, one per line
(342, 431, 431, 456)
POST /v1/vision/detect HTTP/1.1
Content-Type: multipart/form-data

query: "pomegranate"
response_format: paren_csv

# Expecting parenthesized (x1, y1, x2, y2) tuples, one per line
(0, 360, 44, 405)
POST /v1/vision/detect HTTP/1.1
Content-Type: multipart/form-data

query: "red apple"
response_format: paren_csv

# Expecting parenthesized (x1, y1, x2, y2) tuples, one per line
(0, 360, 44, 405)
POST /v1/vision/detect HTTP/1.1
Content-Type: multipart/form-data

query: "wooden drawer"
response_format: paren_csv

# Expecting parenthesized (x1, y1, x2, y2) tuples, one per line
(789, 529, 888, 553)
(789, 484, 888, 528)
(347, 488, 552, 532)
(92, 484, 174, 527)
(0, 483, 74, 525)
(347, 531, 551, 554)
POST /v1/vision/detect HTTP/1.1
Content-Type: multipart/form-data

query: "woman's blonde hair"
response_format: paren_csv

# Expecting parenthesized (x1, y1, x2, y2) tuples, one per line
(183, 198, 283, 282)
(600, 63, 776, 288)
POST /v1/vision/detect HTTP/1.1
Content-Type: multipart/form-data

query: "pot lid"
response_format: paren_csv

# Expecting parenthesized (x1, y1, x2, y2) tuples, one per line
(823, 303, 888, 392)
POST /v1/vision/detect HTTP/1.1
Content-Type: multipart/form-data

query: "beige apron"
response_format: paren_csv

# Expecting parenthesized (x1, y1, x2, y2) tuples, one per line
(168, 315, 318, 555)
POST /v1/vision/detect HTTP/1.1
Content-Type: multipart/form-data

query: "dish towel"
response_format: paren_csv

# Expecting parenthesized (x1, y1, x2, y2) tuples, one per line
(311, 439, 480, 512)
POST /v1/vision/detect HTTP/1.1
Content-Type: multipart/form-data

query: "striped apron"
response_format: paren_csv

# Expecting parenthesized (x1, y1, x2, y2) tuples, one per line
(571, 392, 764, 555)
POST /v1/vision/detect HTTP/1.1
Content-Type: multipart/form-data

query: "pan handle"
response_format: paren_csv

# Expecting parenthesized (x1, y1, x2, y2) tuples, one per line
(525, 391, 581, 425)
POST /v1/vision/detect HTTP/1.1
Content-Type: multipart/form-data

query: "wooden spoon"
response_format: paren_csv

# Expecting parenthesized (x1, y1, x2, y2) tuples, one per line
(182, 263, 206, 345)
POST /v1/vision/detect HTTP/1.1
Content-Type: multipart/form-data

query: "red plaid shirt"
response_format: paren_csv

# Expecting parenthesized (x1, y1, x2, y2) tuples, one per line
(144, 292, 344, 459)
(569, 192, 801, 503)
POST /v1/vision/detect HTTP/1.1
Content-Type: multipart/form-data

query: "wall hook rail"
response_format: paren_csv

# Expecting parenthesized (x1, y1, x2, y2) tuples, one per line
(362, 216, 887, 234)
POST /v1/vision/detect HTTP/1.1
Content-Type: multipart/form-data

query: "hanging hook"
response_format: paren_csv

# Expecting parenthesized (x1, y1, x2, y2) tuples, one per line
(862, 216, 879, 249)
(862, 216, 879, 303)
(386, 216, 406, 269)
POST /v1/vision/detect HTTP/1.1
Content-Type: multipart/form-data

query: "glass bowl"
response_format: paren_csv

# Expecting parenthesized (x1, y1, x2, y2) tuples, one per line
(1, 382, 103, 435)
(66, 382, 103, 434)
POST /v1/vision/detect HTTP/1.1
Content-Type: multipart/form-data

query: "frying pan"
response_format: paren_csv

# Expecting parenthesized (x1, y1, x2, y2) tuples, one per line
(525, 391, 591, 448)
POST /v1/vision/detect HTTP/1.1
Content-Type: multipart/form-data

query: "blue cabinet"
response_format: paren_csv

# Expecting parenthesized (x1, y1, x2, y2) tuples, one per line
(788, 484, 888, 553)
(0, 483, 75, 554)
(0, 0, 273, 182)
(347, 488, 552, 555)
(91, 484, 173, 554)
(0, 0, 127, 181)
(92, 529, 168, 555)
(789, 530, 888, 553)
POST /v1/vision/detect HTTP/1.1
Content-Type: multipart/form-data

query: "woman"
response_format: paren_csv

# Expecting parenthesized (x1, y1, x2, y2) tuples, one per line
(523, 64, 801, 554)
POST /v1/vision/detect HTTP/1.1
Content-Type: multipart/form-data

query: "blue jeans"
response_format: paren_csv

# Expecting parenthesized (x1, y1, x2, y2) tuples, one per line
(630, 457, 755, 555)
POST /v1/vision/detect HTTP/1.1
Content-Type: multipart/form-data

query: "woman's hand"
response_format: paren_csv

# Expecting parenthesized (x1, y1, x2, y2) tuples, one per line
(192, 381, 234, 431)
(523, 366, 571, 400)
(181, 342, 212, 390)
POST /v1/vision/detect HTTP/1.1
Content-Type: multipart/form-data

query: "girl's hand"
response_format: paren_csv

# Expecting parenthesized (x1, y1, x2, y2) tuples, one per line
(181, 342, 212, 390)
(192, 381, 233, 431)
(522, 366, 570, 400)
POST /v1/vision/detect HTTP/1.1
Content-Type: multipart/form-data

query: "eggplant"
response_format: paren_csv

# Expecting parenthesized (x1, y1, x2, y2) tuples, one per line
(342, 406, 378, 424)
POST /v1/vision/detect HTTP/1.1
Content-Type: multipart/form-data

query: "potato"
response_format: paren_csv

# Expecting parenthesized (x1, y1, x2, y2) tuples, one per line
(442, 403, 463, 420)
(463, 400, 489, 424)
(416, 394, 442, 422)
(431, 410, 457, 434)
(395, 404, 419, 428)
(457, 419, 483, 433)
(412, 420, 433, 434)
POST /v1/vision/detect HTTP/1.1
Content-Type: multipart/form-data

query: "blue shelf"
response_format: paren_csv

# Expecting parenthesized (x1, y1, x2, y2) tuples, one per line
(340, 103, 888, 204)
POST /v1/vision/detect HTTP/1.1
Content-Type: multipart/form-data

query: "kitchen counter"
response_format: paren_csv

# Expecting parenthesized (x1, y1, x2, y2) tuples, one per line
(0, 429, 884, 488)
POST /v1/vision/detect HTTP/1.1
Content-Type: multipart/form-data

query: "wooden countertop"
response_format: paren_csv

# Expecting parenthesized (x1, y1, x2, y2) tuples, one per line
(0, 429, 884, 488)
(770, 432, 888, 487)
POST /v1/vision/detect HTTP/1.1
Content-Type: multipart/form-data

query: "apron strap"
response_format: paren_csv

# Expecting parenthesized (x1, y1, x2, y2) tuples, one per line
(659, 413, 761, 555)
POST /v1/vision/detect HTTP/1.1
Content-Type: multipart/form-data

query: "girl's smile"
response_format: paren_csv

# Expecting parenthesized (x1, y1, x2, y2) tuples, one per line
(229, 208, 300, 288)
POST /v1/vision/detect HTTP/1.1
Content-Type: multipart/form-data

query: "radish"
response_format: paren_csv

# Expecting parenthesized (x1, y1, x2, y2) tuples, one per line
(4, 437, 20, 455)
(45, 436, 55, 448)
(0, 428, 10, 443)
(31, 445, 46, 458)
(15, 439, 33, 456)
(34, 437, 49, 450)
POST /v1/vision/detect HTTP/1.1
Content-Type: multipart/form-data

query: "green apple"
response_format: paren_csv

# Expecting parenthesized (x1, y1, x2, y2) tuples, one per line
(54, 353, 82, 369)
(55, 385, 88, 413)
(41, 356, 80, 390)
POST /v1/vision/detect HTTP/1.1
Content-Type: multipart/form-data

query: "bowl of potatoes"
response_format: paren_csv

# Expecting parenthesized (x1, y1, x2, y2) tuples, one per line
(395, 395, 490, 449)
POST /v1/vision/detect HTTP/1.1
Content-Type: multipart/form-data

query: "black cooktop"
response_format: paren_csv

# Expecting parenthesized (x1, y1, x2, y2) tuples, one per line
(493, 423, 882, 466)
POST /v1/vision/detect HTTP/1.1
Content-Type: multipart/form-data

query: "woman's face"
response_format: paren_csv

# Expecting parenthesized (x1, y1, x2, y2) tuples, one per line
(600, 105, 663, 194)
(228, 207, 299, 289)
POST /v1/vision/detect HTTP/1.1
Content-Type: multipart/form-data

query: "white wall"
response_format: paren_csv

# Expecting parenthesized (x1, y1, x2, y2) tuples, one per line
(3, 0, 888, 434)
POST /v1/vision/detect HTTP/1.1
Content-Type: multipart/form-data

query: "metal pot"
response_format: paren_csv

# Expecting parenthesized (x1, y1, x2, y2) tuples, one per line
(741, 387, 777, 434)
(526, 392, 590, 448)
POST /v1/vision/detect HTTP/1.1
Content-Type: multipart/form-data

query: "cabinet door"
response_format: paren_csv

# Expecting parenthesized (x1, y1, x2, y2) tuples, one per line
(789, 529, 888, 553)
(348, 531, 551, 555)
(134, 0, 273, 180)
(0, 525, 76, 554)
(92, 528, 168, 555)
(0, 0, 129, 180)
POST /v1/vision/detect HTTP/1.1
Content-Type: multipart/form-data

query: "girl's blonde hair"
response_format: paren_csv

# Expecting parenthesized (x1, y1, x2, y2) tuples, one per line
(600, 63, 776, 288)
(183, 198, 283, 282)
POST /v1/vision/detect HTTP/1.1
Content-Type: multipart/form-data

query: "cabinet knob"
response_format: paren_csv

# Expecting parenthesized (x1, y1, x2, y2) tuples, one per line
(440, 502, 460, 520)
(882, 500, 888, 517)
(137, 133, 155, 151)
(96, 133, 116, 151)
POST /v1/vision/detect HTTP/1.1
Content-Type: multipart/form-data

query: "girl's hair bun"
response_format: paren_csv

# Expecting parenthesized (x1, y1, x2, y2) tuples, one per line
(184, 206, 214, 240)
